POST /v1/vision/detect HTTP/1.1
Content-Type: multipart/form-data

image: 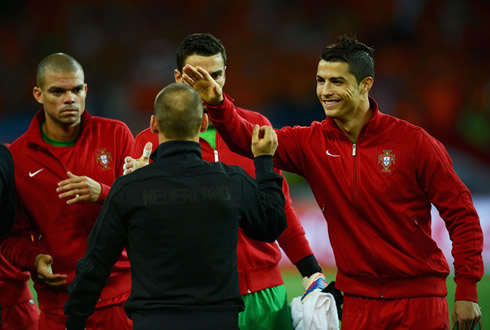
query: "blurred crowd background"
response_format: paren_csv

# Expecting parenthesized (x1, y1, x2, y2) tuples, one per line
(1, 0, 489, 194)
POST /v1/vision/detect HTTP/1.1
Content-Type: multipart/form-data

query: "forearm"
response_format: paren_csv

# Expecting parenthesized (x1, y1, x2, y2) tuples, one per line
(254, 156, 287, 240)
(65, 256, 111, 329)
(206, 95, 256, 159)
(241, 156, 287, 242)
(295, 255, 322, 278)
(277, 182, 315, 264)
(0, 231, 45, 271)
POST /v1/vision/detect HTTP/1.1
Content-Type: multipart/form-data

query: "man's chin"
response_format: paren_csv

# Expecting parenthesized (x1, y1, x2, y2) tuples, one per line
(323, 110, 339, 118)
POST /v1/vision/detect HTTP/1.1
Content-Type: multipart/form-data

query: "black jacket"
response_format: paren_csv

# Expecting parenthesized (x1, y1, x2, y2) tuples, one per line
(0, 143, 15, 236)
(65, 141, 287, 329)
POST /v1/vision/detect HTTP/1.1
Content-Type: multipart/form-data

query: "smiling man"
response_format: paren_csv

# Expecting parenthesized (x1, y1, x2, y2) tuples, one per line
(182, 35, 484, 330)
(0, 53, 135, 329)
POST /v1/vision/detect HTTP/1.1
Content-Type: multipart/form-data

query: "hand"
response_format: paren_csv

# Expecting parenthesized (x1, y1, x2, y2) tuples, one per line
(301, 272, 328, 302)
(452, 300, 481, 330)
(34, 254, 67, 287)
(251, 125, 278, 157)
(56, 171, 102, 204)
(181, 64, 224, 105)
(123, 142, 152, 175)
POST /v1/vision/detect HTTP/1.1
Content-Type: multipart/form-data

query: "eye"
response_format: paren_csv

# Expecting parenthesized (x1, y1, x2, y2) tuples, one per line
(51, 89, 63, 96)
(211, 73, 221, 80)
(73, 86, 84, 94)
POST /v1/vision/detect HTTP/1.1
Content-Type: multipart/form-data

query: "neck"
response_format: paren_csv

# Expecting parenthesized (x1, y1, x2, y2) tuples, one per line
(158, 133, 200, 145)
(43, 121, 82, 141)
(334, 98, 372, 142)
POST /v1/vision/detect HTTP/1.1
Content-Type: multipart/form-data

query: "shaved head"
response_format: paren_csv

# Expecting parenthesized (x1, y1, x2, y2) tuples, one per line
(36, 53, 84, 88)
(154, 83, 203, 140)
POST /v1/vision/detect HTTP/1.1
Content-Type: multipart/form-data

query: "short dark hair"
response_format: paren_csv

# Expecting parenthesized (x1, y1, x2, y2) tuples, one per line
(321, 34, 374, 84)
(154, 83, 203, 140)
(176, 33, 227, 73)
(36, 53, 84, 88)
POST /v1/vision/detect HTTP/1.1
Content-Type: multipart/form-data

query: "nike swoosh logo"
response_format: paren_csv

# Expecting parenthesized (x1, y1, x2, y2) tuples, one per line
(326, 150, 340, 157)
(29, 168, 44, 177)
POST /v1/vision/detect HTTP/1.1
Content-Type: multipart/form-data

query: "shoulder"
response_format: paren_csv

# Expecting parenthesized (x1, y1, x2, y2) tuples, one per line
(0, 143, 9, 156)
(379, 112, 423, 133)
(91, 116, 130, 128)
(88, 116, 134, 143)
(135, 127, 157, 143)
(378, 112, 443, 150)
(107, 168, 146, 198)
(0, 144, 13, 170)
(374, 112, 430, 143)
(7, 135, 27, 154)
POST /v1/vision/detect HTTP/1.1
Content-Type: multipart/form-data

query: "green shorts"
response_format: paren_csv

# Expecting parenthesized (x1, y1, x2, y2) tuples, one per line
(239, 285, 293, 330)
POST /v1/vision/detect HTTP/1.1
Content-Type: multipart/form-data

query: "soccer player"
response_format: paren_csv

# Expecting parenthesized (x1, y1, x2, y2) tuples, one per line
(125, 33, 335, 329)
(182, 35, 484, 329)
(0, 53, 135, 329)
(65, 83, 287, 330)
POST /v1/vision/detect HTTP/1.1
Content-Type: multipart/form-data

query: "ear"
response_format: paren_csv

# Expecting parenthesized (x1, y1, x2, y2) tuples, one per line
(360, 77, 374, 95)
(33, 87, 43, 104)
(200, 113, 209, 133)
(150, 115, 159, 134)
(223, 66, 227, 85)
(174, 69, 182, 83)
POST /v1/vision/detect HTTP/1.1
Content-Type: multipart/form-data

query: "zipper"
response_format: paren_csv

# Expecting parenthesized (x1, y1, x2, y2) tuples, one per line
(352, 142, 358, 202)
(214, 149, 219, 162)
(352, 140, 383, 297)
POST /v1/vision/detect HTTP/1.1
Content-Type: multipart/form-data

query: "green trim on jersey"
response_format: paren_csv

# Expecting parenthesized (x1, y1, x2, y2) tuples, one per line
(200, 126, 216, 150)
(41, 122, 77, 146)
(239, 285, 293, 330)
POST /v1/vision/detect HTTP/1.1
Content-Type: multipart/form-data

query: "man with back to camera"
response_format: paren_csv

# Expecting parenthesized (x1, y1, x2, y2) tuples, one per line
(181, 35, 483, 329)
(64, 82, 288, 330)
(0, 53, 135, 329)
(124, 33, 339, 329)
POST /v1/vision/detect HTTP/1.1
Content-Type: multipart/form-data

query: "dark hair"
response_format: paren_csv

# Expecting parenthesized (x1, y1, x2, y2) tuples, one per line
(321, 34, 374, 84)
(154, 83, 203, 140)
(176, 33, 227, 73)
(36, 53, 84, 88)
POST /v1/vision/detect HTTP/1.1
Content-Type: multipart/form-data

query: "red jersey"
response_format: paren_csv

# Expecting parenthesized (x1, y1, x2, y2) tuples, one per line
(206, 95, 484, 302)
(1, 110, 135, 311)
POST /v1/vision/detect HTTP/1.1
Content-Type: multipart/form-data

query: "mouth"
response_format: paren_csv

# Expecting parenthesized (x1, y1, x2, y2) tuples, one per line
(60, 108, 79, 115)
(322, 99, 341, 109)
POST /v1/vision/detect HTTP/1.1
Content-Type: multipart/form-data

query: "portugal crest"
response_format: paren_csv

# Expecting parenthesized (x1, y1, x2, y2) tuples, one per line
(95, 149, 112, 170)
(378, 150, 395, 172)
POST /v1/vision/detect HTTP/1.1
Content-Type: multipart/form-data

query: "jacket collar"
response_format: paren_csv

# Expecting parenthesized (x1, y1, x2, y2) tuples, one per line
(24, 109, 93, 144)
(321, 97, 383, 139)
(151, 140, 202, 162)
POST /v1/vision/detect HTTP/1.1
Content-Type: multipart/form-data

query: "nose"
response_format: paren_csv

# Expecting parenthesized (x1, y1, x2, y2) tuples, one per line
(319, 82, 333, 96)
(63, 91, 76, 103)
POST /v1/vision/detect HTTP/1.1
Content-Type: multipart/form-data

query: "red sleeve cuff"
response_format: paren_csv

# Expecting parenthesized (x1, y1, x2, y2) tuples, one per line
(454, 277, 478, 302)
(97, 183, 111, 204)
